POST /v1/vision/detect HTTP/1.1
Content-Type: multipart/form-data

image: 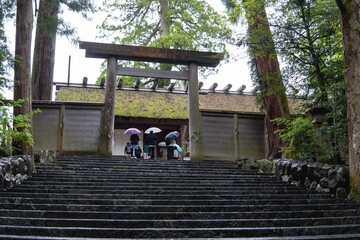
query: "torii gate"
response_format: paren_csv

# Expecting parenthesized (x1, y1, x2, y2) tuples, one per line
(79, 41, 223, 161)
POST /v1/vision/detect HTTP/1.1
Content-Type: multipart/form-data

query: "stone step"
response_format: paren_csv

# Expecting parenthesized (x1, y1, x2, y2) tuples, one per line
(36, 162, 248, 172)
(1, 236, 360, 240)
(35, 161, 248, 168)
(51, 157, 239, 165)
(1, 234, 360, 240)
(1, 209, 359, 220)
(3, 189, 315, 197)
(3, 187, 312, 195)
(1, 224, 360, 238)
(1, 216, 360, 228)
(34, 165, 262, 175)
(10, 183, 305, 192)
(28, 173, 278, 180)
(31, 174, 275, 181)
(21, 179, 285, 187)
(0, 196, 342, 206)
(0, 202, 358, 212)
(0, 192, 329, 200)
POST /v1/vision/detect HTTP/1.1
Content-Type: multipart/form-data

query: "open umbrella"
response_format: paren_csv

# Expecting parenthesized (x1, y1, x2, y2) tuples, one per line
(165, 131, 180, 145)
(124, 128, 141, 135)
(174, 143, 182, 153)
(145, 127, 162, 134)
(158, 142, 166, 147)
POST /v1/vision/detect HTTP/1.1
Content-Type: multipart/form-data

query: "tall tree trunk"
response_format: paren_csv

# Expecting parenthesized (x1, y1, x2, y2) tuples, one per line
(158, 0, 171, 88)
(335, 0, 360, 193)
(14, 0, 33, 155)
(244, 1, 290, 159)
(159, 0, 170, 37)
(32, 0, 59, 100)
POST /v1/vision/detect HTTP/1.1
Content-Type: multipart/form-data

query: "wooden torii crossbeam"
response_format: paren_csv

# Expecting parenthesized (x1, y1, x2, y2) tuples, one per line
(79, 41, 223, 161)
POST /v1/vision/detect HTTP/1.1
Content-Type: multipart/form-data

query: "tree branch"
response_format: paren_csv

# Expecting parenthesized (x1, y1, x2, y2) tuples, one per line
(143, 20, 160, 46)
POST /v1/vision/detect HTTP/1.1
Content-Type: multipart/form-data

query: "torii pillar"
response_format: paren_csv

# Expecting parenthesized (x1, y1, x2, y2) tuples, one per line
(188, 62, 202, 161)
(99, 57, 116, 157)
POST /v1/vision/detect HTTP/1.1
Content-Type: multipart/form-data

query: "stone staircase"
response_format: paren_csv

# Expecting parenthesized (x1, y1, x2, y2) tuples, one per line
(0, 156, 360, 239)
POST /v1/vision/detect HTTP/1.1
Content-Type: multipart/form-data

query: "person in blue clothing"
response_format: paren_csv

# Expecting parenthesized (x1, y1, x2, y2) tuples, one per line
(124, 142, 132, 159)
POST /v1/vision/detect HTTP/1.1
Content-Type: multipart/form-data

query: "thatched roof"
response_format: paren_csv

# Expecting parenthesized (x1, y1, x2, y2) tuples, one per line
(56, 87, 302, 119)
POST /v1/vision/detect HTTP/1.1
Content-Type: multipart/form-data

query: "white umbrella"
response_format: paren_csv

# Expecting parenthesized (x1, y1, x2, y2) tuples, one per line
(145, 127, 162, 134)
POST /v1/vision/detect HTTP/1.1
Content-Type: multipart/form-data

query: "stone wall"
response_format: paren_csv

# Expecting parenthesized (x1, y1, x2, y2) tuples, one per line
(0, 155, 34, 191)
(275, 158, 350, 199)
(237, 157, 274, 173)
(34, 150, 58, 164)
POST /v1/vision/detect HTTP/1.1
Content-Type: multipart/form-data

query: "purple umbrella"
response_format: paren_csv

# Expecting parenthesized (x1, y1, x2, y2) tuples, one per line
(124, 128, 141, 135)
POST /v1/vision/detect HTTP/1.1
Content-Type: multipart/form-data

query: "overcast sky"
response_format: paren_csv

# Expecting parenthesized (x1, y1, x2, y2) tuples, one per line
(2, 0, 253, 100)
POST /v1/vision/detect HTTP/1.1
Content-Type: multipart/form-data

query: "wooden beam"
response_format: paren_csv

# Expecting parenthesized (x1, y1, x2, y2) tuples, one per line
(238, 85, 246, 94)
(234, 113, 239, 160)
(223, 84, 232, 93)
(167, 82, 175, 92)
(134, 80, 141, 89)
(198, 81, 204, 90)
(209, 83, 218, 93)
(58, 104, 65, 154)
(151, 80, 158, 90)
(99, 78, 105, 88)
(79, 41, 223, 67)
(117, 66, 189, 80)
(116, 79, 123, 88)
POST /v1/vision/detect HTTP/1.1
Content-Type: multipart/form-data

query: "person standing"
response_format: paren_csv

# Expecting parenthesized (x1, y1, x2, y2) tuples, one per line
(124, 142, 131, 159)
(146, 131, 157, 159)
(167, 139, 175, 160)
(130, 133, 139, 158)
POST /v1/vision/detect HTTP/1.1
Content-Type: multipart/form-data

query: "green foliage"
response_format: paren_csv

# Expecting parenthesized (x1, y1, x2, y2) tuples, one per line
(0, 1, 42, 156)
(0, 0, 15, 93)
(99, 0, 231, 50)
(35, 0, 96, 45)
(273, 116, 317, 161)
(0, 99, 41, 156)
(319, 81, 348, 163)
(98, 0, 232, 85)
(271, 0, 343, 94)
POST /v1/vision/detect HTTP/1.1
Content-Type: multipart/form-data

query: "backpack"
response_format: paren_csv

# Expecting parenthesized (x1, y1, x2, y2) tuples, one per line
(135, 146, 142, 157)
(125, 146, 132, 154)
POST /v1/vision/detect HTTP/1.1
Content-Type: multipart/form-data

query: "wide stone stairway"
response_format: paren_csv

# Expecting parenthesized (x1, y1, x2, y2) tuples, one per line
(1, 156, 360, 239)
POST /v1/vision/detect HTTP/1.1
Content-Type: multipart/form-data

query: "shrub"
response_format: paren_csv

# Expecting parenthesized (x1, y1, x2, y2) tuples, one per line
(0, 98, 40, 156)
(273, 116, 317, 161)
